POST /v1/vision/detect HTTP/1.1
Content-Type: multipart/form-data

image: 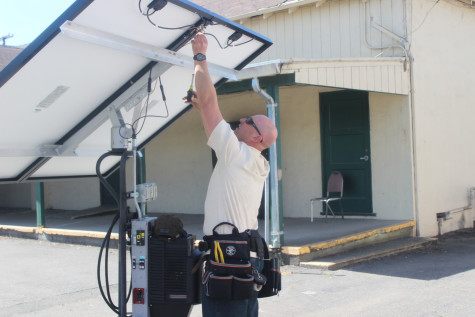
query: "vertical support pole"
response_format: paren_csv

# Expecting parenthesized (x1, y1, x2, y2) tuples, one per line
(266, 84, 285, 247)
(36, 182, 45, 227)
(139, 148, 147, 215)
(119, 151, 130, 317)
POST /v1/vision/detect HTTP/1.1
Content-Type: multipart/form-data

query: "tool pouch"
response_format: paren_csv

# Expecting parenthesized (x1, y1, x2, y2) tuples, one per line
(258, 245, 281, 298)
(203, 260, 254, 300)
(201, 222, 255, 300)
(202, 222, 251, 264)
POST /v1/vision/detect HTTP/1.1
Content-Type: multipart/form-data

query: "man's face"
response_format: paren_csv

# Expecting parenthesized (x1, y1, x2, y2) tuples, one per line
(234, 116, 262, 143)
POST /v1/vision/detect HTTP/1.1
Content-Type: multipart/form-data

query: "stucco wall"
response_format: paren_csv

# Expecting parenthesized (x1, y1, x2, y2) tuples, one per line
(410, 0, 475, 236)
(279, 85, 330, 217)
(370, 92, 413, 220)
(45, 178, 100, 210)
(0, 183, 33, 208)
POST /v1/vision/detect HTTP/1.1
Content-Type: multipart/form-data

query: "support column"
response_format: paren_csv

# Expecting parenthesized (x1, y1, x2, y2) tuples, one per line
(36, 182, 45, 227)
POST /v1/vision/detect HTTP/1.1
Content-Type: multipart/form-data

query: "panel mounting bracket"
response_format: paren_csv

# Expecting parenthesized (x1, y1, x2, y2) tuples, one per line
(60, 20, 238, 80)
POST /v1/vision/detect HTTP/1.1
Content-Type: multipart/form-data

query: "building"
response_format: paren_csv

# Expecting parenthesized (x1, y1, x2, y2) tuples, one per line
(1, 0, 475, 240)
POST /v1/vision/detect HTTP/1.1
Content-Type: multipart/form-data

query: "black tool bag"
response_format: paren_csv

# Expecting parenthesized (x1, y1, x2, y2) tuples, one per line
(201, 222, 255, 300)
(202, 222, 251, 264)
(258, 242, 281, 298)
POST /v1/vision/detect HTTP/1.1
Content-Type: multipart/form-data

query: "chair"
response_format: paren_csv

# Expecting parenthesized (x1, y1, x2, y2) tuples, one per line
(310, 171, 344, 222)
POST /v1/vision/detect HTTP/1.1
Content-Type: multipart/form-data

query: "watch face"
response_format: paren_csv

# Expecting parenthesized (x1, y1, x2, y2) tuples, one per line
(194, 53, 206, 61)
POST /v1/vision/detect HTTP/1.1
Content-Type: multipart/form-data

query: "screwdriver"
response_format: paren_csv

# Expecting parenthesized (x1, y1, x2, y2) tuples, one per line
(186, 73, 194, 102)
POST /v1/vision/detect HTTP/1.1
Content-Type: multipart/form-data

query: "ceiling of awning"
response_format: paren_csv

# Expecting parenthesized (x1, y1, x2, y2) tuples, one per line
(0, 0, 272, 183)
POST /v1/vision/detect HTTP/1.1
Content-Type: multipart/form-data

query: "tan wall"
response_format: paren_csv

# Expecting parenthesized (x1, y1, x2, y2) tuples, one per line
(45, 178, 100, 210)
(0, 183, 33, 209)
(279, 85, 331, 217)
(370, 92, 413, 220)
(410, 0, 475, 236)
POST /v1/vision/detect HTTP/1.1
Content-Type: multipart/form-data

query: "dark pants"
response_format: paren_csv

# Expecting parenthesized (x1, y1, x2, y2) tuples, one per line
(201, 258, 264, 317)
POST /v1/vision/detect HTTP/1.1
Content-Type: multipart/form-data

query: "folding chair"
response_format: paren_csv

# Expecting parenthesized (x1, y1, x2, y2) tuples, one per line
(310, 171, 344, 222)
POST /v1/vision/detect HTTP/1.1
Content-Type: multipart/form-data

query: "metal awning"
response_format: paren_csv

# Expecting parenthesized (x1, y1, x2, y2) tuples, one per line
(0, 0, 272, 183)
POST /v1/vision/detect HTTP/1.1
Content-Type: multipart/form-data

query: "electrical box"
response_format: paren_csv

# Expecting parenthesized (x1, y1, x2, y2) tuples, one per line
(136, 183, 158, 203)
(131, 217, 156, 317)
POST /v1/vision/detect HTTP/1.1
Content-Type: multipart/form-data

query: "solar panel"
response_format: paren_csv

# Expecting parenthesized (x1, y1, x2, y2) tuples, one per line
(0, 0, 272, 183)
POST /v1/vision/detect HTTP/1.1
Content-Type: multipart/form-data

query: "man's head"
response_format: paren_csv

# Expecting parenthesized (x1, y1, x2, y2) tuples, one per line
(234, 114, 278, 151)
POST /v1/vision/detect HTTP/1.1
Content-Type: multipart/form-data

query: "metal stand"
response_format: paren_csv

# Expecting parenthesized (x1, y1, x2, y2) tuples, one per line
(119, 150, 132, 317)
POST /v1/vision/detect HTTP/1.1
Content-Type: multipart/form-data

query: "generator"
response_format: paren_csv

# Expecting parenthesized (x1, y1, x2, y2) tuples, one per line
(131, 217, 202, 317)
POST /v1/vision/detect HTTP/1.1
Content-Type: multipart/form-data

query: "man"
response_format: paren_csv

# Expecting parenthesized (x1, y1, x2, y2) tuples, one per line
(186, 32, 278, 317)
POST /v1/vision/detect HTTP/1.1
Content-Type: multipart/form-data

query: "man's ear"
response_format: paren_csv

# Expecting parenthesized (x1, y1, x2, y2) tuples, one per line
(252, 135, 262, 144)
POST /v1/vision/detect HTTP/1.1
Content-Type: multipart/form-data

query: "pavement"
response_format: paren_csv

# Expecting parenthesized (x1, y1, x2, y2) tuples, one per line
(2, 228, 475, 316)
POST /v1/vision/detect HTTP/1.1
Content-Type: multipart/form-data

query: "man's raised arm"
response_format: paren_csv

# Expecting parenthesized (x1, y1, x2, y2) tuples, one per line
(191, 33, 223, 138)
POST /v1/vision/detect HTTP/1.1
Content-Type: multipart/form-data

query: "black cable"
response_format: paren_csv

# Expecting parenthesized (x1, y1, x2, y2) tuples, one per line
(97, 213, 120, 313)
(133, 75, 169, 135)
(96, 151, 133, 316)
(138, 0, 157, 16)
(146, 7, 198, 30)
(96, 152, 120, 205)
(204, 32, 255, 49)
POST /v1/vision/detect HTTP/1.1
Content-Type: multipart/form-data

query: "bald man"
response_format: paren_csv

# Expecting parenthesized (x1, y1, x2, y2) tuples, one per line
(186, 33, 278, 317)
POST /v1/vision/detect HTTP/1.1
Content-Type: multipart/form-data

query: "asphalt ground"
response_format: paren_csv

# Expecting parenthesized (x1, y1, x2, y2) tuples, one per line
(2, 228, 475, 317)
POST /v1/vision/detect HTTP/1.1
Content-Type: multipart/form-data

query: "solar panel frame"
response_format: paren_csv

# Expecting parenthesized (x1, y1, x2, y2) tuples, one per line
(0, 0, 272, 183)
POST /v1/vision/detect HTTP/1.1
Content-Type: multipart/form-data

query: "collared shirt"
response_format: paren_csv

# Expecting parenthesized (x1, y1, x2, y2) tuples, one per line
(203, 120, 270, 235)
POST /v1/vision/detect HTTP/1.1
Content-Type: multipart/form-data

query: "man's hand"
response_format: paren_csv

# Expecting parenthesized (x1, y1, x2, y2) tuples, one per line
(191, 32, 208, 55)
(183, 91, 201, 111)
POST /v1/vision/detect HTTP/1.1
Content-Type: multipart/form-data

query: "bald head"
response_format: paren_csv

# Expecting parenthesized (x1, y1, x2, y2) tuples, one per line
(253, 115, 278, 150)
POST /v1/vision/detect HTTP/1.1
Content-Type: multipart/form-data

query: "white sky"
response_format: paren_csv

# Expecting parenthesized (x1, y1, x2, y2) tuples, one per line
(0, 0, 76, 46)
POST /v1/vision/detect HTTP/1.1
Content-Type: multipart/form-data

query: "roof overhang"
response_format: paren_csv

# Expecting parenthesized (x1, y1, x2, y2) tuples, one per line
(237, 57, 409, 95)
(231, 0, 328, 21)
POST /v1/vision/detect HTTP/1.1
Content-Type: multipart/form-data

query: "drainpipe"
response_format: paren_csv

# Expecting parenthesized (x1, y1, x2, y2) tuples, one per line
(252, 78, 282, 248)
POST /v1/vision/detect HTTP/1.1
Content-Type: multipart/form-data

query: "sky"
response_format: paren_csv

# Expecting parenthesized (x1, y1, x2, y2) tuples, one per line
(0, 0, 76, 46)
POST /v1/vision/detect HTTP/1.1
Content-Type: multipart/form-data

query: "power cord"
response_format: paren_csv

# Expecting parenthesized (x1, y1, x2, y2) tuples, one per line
(96, 152, 133, 316)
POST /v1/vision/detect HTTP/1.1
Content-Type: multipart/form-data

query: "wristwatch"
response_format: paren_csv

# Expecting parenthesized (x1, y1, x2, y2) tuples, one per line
(193, 53, 206, 61)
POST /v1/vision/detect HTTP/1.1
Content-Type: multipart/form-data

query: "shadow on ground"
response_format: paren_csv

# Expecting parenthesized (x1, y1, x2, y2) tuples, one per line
(344, 228, 475, 281)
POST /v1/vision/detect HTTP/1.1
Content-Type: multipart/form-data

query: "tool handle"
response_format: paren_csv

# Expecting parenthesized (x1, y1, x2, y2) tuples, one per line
(186, 89, 193, 102)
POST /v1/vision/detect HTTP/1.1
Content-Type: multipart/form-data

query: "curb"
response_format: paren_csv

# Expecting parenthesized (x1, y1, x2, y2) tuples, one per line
(281, 221, 416, 265)
(301, 237, 438, 270)
(0, 225, 118, 248)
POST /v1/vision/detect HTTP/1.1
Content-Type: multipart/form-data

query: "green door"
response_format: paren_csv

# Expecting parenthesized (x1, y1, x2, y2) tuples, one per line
(320, 90, 373, 215)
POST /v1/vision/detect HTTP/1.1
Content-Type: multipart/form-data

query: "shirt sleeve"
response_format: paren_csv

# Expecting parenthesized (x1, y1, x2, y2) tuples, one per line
(207, 119, 241, 165)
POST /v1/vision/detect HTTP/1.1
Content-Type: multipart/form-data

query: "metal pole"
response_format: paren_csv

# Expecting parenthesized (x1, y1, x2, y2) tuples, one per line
(119, 150, 130, 317)
(36, 182, 45, 227)
(252, 78, 281, 248)
(264, 177, 270, 244)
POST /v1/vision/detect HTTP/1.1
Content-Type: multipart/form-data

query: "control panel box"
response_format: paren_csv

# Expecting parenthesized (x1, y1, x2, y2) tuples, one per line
(131, 217, 156, 317)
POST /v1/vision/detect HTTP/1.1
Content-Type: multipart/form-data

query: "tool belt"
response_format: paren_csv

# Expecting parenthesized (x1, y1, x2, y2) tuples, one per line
(200, 222, 276, 300)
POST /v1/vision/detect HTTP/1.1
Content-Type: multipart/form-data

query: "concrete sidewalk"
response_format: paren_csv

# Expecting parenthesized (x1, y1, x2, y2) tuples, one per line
(1, 206, 428, 267)
(0, 206, 406, 244)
